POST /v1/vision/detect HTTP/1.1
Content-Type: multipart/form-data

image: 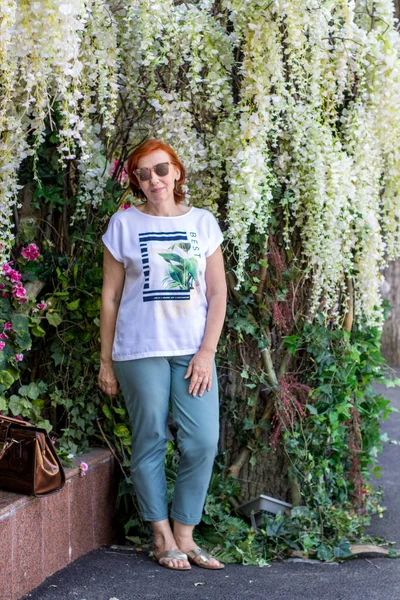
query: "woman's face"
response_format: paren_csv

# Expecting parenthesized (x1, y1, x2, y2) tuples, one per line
(136, 149, 181, 204)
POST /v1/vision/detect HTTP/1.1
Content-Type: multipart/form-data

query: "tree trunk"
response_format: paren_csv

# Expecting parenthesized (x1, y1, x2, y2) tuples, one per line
(381, 261, 400, 365)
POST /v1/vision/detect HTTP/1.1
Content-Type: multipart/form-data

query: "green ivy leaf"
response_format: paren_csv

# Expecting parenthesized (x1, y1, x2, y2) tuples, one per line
(47, 312, 63, 327)
(31, 325, 46, 337)
(66, 299, 80, 311)
(114, 424, 130, 437)
(0, 370, 17, 389)
(102, 404, 112, 419)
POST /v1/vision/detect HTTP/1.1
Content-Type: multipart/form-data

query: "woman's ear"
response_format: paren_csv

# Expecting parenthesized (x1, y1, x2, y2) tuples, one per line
(174, 165, 181, 181)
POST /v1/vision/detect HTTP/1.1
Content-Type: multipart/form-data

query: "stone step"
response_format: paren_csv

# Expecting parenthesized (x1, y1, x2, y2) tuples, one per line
(0, 447, 119, 600)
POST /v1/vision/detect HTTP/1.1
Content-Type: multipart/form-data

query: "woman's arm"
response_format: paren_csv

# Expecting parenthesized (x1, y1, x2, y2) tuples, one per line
(185, 246, 227, 397)
(98, 247, 125, 396)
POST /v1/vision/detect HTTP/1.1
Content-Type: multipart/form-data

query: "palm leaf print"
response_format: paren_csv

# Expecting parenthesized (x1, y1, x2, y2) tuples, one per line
(158, 243, 199, 291)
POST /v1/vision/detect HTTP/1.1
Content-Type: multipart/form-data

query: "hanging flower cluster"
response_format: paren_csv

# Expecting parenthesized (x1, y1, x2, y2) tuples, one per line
(0, 0, 119, 242)
(2, 0, 400, 327)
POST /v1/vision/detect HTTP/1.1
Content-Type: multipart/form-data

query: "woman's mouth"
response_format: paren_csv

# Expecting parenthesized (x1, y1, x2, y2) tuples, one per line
(151, 187, 164, 193)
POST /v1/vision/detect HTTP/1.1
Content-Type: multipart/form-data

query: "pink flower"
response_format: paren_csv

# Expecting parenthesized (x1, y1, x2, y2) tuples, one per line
(79, 461, 88, 477)
(4, 322, 12, 330)
(21, 243, 40, 261)
(2, 263, 11, 274)
(18, 298, 28, 304)
(1, 292, 9, 298)
(51, 436, 57, 445)
(123, 202, 131, 210)
(14, 353, 23, 362)
(10, 270, 21, 282)
(37, 301, 47, 310)
(0, 283, 5, 290)
(0, 333, 8, 339)
(12, 286, 26, 299)
(110, 159, 128, 184)
(0, 342, 5, 350)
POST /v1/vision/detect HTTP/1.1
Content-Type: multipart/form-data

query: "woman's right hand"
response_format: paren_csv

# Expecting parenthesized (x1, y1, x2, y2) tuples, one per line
(98, 361, 119, 396)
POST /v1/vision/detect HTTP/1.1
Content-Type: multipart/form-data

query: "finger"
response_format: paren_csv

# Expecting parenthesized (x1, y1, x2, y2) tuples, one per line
(207, 377, 212, 392)
(198, 378, 209, 397)
(192, 377, 204, 397)
(188, 375, 199, 394)
(184, 361, 193, 379)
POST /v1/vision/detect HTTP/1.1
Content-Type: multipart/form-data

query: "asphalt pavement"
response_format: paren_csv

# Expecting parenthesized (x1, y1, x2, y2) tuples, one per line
(21, 373, 400, 600)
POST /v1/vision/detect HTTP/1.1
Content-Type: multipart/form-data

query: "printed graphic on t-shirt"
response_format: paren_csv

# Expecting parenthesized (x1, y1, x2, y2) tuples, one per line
(139, 231, 199, 302)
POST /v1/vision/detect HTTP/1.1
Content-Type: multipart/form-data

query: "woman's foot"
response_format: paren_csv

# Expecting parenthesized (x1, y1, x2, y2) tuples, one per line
(174, 533, 224, 569)
(153, 533, 191, 570)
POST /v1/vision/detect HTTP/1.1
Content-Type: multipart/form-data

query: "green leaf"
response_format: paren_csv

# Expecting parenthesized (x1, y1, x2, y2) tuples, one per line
(11, 315, 29, 334)
(0, 395, 7, 411)
(0, 370, 17, 389)
(31, 325, 46, 337)
(66, 299, 80, 311)
(16, 331, 32, 350)
(47, 312, 63, 327)
(114, 424, 130, 437)
(158, 252, 184, 264)
(306, 404, 318, 415)
(102, 404, 112, 419)
(19, 382, 40, 400)
(316, 544, 334, 561)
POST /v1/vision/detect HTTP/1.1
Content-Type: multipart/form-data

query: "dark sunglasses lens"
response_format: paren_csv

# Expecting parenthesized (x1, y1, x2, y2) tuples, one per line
(154, 163, 170, 177)
(138, 168, 151, 181)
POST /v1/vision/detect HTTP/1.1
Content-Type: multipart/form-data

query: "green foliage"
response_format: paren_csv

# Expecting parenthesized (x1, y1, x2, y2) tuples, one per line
(3, 120, 395, 566)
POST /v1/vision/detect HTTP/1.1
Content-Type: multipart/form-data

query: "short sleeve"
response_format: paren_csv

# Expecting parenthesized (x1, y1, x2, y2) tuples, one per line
(102, 214, 124, 263)
(204, 212, 224, 258)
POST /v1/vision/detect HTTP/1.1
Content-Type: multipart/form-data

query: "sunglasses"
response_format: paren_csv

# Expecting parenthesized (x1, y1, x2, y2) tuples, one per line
(133, 161, 175, 182)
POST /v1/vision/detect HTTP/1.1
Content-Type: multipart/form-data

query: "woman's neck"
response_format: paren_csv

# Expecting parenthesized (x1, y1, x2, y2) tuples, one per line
(138, 200, 190, 217)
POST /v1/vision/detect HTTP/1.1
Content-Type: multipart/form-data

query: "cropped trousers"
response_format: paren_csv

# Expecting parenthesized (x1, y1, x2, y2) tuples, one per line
(113, 354, 219, 525)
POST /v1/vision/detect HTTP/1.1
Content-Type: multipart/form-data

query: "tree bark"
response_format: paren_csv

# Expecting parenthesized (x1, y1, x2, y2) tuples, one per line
(381, 260, 400, 365)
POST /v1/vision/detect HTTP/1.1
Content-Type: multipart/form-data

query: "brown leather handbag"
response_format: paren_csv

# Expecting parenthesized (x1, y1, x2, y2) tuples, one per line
(0, 414, 66, 496)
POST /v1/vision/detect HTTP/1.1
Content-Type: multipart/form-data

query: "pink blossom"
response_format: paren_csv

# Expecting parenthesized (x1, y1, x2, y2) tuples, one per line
(4, 322, 12, 330)
(17, 298, 28, 304)
(14, 353, 23, 362)
(2, 292, 9, 298)
(0, 342, 5, 350)
(79, 461, 88, 477)
(37, 301, 47, 310)
(0, 333, 8, 340)
(21, 243, 40, 261)
(12, 286, 26, 299)
(2, 263, 11, 274)
(10, 270, 21, 282)
(123, 202, 131, 210)
(0, 283, 5, 290)
(110, 159, 128, 184)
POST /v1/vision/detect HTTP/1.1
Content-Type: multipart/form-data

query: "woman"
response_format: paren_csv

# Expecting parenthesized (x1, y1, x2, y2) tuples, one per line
(98, 139, 227, 571)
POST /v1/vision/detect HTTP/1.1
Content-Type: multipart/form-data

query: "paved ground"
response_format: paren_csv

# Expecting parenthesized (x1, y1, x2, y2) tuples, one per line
(22, 375, 400, 600)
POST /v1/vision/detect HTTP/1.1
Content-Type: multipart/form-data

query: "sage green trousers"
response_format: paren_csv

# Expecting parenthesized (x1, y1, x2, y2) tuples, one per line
(113, 354, 219, 525)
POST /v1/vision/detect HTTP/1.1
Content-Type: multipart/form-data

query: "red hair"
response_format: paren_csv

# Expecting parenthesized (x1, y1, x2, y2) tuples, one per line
(126, 139, 186, 203)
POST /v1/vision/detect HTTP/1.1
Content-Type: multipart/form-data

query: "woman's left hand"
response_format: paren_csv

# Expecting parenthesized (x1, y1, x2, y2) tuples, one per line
(184, 348, 215, 397)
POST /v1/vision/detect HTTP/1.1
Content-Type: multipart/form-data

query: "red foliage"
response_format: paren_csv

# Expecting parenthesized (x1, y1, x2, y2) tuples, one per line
(270, 374, 311, 446)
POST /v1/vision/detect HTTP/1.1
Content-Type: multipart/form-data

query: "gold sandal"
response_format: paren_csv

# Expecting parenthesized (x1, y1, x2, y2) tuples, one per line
(152, 547, 191, 571)
(186, 547, 225, 570)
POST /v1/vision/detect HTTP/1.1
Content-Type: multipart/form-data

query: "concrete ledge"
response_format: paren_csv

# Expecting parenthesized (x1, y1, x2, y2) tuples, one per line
(0, 447, 119, 600)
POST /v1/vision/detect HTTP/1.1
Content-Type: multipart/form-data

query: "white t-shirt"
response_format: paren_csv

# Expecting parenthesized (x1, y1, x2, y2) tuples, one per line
(102, 205, 224, 361)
